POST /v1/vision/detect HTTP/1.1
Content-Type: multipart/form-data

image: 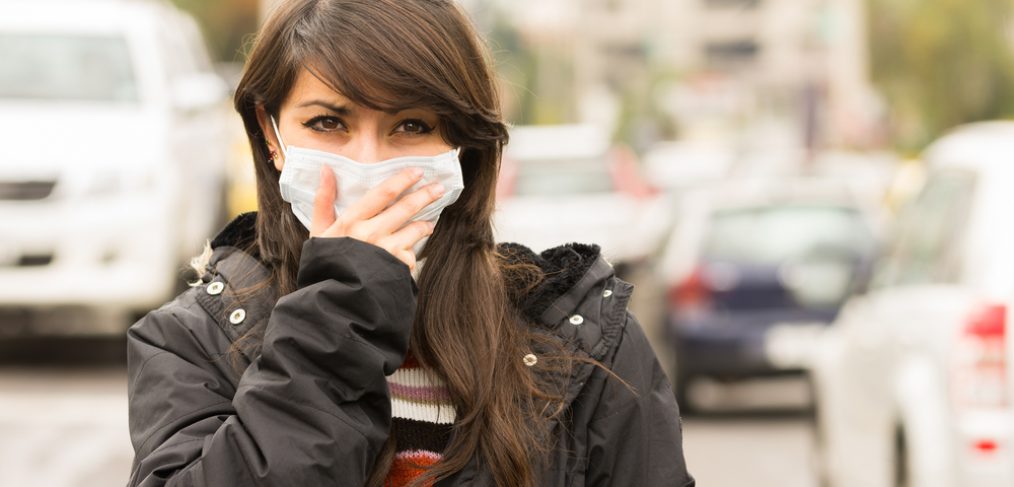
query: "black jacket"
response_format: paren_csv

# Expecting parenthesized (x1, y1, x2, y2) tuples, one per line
(126, 212, 694, 486)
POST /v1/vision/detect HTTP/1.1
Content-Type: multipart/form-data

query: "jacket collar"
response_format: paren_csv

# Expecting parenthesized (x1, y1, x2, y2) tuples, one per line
(206, 212, 614, 329)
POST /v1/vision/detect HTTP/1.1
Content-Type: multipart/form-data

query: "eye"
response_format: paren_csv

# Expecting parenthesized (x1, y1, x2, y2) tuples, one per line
(303, 115, 345, 132)
(395, 119, 435, 135)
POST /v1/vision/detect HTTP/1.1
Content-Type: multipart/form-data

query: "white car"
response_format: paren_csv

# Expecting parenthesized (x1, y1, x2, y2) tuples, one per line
(493, 124, 669, 274)
(812, 121, 1014, 487)
(0, 0, 230, 333)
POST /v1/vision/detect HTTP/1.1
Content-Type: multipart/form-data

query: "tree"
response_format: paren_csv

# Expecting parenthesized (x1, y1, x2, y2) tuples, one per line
(869, 0, 1014, 152)
(170, 0, 260, 63)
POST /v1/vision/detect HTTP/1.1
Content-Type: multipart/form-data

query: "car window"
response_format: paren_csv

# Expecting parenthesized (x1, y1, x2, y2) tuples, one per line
(0, 33, 138, 103)
(513, 158, 614, 196)
(704, 205, 872, 265)
(156, 14, 211, 81)
(872, 169, 977, 288)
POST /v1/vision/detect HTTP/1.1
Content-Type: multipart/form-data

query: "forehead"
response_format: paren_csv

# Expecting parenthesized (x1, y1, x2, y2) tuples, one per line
(283, 68, 432, 115)
(284, 68, 347, 104)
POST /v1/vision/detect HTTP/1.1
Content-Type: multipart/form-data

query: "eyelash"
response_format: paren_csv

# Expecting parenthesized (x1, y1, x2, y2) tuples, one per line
(302, 115, 435, 135)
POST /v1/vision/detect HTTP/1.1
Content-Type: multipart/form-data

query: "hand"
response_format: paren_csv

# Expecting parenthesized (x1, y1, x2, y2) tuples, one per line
(310, 166, 444, 272)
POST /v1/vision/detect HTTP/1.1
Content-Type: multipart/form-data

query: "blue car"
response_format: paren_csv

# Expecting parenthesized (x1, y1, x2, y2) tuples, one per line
(658, 179, 879, 412)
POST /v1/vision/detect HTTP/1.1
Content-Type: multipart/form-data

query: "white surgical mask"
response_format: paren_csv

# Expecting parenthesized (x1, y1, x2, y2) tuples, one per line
(271, 116, 464, 256)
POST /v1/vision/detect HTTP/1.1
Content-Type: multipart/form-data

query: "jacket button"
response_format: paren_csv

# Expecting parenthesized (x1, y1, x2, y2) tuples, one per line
(603, 289, 613, 298)
(229, 309, 246, 325)
(206, 282, 225, 295)
(569, 314, 584, 326)
(523, 353, 538, 367)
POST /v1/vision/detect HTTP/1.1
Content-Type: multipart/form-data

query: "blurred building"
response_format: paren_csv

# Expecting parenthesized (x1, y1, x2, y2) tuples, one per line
(500, 0, 882, 151)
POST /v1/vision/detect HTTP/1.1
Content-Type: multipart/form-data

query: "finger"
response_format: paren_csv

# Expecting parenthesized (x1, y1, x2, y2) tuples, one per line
(362, 182, 445, 237)
(377, 220, 435, 257)
(340, 167, 424, 223)
(396, 249, 417, 273)
(311, 165, 338, 236)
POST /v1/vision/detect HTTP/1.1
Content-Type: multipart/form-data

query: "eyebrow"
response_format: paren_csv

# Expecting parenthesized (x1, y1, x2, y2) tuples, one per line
(296, 99, 427, 116)
(296, 100, 353, 114)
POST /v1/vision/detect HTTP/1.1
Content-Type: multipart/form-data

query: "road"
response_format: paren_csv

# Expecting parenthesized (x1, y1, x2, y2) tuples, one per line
(684, 412, 819, 487)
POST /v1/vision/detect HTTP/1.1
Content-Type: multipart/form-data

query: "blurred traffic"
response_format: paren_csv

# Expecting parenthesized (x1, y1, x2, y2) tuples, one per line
(3, 0, 1014, 486)
(0, 0, 231, 334)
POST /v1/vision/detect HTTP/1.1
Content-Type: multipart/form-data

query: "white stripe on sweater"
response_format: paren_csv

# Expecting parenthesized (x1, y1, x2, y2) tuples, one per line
(387, 364, 457, 424)
(390, 396, 457, 424)
(386, 367, 447, 389)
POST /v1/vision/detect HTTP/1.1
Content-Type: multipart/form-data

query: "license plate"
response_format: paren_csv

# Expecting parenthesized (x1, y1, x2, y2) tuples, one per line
(764, 322, 827, 369)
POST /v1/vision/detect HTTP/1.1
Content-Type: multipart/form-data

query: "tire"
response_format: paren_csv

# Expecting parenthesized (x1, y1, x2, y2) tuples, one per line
(672, 364, 696, 416)
(810, 386, 833, 487)
(894, 425, 910, 487)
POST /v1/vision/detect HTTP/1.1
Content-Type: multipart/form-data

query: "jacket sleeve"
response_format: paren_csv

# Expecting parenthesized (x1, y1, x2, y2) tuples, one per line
(584, 311, 695, 487)
(126, 237, 415, 487)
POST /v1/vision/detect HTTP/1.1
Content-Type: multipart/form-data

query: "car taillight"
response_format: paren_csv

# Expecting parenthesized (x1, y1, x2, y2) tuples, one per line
(952, 303, 1008, 410)
(608, 146, 658, 200)
(668, 268, 712, 310)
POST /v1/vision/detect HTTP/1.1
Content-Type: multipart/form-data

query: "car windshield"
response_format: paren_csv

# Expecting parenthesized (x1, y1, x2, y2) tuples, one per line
(0, 32, 138, 103)
(513, 158, 614, 196)
(704, 205, 871, 264)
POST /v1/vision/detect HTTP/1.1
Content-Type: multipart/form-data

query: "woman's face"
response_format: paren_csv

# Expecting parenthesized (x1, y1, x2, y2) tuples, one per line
(256, 67, 453, 172)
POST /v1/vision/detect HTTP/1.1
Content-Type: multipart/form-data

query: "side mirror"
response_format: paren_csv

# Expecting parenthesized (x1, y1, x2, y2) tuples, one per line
(171, 73, 227, 112)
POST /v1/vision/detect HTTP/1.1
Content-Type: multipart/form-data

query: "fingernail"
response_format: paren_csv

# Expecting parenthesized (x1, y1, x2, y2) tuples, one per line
(320, 165, 328, 179)
(411, 167, 424, 178)
(430, 183, 446, 197)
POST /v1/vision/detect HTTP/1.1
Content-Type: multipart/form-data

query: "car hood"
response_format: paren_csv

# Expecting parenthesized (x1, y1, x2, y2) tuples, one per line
(494, 193, 670, 262)
(0, 102, 162, 179)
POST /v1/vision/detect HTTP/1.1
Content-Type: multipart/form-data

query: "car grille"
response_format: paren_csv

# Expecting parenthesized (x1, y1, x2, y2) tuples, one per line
(0, 181, 57, 201)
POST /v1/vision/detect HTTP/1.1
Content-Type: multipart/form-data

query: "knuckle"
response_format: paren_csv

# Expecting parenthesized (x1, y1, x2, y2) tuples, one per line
(379, 186, 399, 200)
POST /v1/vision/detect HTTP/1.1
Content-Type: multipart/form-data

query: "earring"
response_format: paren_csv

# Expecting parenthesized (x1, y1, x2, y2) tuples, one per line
(268, 148, 278, 163)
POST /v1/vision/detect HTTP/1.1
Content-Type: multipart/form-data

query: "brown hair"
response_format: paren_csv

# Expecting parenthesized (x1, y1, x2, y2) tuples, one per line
(230, 1, 585, 486)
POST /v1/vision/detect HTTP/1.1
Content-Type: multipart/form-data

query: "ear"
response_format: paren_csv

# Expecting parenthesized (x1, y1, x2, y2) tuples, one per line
(255, 104, 285, 172)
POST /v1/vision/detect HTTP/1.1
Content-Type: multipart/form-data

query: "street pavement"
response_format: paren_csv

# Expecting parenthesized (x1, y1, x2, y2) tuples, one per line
(0, 363, 133, 487)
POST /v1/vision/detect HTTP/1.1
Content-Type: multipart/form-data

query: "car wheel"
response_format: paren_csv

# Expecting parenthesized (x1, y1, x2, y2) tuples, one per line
(672, 366, 696, 415)
(894, 425, 910, 487)
(810, 382, 833, 487)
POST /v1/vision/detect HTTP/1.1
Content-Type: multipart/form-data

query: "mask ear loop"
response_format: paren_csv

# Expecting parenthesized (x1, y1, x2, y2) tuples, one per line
(269, 115, 288, 160)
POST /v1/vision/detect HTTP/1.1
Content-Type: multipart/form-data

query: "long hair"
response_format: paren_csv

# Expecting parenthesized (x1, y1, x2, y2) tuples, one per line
(230, 1, 581, 485)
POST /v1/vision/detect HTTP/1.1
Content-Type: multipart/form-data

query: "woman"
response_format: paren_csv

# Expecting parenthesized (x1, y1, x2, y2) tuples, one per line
(126, 1, 694, 486)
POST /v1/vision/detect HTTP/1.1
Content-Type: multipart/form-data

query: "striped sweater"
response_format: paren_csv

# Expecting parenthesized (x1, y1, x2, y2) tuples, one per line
(384, 351, 455, 487)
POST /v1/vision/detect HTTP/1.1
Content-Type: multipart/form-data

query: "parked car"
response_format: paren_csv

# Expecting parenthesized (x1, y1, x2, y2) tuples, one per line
(657, 177, 879, 412)
(642, 140, 734, 192)
(0, 0, 230, 333)
(494, 124, 669, 276)
(812, 121, 1014, 487)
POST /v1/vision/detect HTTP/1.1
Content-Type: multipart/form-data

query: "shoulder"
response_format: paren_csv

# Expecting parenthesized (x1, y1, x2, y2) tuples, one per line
(498, 240, 632, 358)
(497, 240, 677, 421)
(127, 241, 276, 380)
